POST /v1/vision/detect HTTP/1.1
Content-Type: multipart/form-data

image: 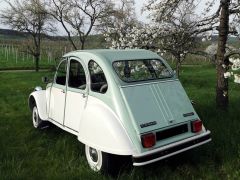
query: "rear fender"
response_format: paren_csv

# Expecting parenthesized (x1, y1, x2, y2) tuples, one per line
(28, 90, 48, 120)
(78, 97, 136, 156)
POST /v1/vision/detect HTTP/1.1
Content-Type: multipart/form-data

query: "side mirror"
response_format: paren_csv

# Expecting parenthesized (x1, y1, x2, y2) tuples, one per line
(191, 100, 196, 105)
(34, 86, 42, 91)
(42, 76, 49, 84)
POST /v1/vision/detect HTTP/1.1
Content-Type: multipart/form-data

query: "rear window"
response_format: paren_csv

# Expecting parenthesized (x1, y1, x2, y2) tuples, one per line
(113, 59, 172, 82)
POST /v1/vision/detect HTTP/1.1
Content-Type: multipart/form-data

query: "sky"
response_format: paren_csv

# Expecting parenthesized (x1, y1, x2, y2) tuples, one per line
(0, 0, 147, 33)
(0, 0, 219, 35)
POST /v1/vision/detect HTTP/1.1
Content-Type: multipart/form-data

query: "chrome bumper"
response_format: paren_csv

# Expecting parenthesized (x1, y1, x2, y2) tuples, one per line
(133, 130, 211, 166)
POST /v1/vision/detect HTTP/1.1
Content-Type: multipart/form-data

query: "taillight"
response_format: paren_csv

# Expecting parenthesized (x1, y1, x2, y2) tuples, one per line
(191, 120, 202, 133)
(141, 133, 156, 148)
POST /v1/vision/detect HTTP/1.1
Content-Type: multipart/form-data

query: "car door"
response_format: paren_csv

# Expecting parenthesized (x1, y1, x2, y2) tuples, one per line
(64, 58, 88, 132)
(49, 59, 67, 125)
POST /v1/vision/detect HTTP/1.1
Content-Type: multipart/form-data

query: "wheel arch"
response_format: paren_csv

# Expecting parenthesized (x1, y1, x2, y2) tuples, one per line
(29, 95, 36, 111)
(28, 90, 48, 121)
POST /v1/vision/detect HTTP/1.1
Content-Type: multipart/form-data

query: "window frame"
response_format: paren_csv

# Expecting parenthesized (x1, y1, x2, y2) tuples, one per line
(88, 60, 108, 94)
(54, 58, 68, 86)
(67, 58, 87, 90)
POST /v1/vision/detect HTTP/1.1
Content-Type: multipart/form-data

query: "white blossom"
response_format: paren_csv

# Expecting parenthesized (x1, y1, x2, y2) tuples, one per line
(224, 72, 231, 78)
(223, 57, 240, 84)
(231, 58, 240, 70)
(234, 74, 240, 84)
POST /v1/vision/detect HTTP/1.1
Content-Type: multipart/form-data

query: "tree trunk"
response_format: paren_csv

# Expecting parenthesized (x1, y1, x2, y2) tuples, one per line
(35, 55, 39, 72)
(216, 0, 230, 109)
(176, 58, 181, 77)
(81, 40, 85, 50)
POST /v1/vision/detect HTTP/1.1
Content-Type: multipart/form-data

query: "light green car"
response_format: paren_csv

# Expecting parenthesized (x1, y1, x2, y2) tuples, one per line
(29, 49, 211, 173)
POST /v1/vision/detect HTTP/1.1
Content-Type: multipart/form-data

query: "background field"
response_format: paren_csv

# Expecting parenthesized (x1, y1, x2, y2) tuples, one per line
(1, 65, 240, 179)
(0, 30, 240, 71)
(0, 33, 106, 70)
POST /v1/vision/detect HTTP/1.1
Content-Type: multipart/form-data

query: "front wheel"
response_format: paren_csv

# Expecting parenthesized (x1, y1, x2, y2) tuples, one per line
(32, 106, 43, 128)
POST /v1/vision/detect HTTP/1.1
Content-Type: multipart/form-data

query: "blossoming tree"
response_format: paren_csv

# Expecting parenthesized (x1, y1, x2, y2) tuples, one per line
(105, 1, 206, 77)
(105, 0, 240, 109)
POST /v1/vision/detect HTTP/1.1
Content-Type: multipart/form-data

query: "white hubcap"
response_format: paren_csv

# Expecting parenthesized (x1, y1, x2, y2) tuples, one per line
(85, 145, 103, 172)
(32, 107, 39, 128)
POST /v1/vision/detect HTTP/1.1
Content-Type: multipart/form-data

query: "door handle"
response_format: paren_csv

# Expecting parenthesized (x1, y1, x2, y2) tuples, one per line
(82, 94, 87, 98)
(61, 89, 65, 93)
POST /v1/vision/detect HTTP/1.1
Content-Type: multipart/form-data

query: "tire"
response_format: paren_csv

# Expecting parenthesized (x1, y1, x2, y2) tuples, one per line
(85, 145, 121, 174)
(32, 106, 43, 128)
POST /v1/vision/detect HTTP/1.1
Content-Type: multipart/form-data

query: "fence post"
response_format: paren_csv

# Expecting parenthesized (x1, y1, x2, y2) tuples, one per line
(22, 52, 25, 62)
(6, 47, 9, 61)
(16, 49, 18, 64)
(4, 46, 7, 59)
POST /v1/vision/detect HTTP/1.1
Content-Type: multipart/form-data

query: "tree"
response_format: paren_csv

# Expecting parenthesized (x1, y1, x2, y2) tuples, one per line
(105, 1, 200, 76)
(99, 0, 136, 32)
(104, 23, 155, 49)
(101, 0, 138, 47)
(145, 0, 240, 109)
(1, 0, 51, 72)
(103, 0, 159, 49)
(152, 1, 199, 76)
(47, 0, 113, 50)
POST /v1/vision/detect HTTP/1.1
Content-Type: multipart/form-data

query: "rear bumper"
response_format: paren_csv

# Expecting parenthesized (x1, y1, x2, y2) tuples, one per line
(132, 130, 211, 166)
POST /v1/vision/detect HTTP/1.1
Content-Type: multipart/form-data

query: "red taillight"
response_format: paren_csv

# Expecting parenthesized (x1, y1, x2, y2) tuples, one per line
(141, 133, 156, 148)
(191, 120, 202, 133)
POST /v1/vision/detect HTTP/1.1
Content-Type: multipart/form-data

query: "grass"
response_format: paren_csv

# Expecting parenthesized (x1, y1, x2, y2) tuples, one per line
(0, 66, 240, 179)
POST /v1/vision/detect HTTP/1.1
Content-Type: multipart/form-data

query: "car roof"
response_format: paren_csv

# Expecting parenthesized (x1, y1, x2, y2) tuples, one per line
(63, 49, 160, 63)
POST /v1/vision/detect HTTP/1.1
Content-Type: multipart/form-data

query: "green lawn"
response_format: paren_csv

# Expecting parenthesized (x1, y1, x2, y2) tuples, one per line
(0, 66, 240, 179)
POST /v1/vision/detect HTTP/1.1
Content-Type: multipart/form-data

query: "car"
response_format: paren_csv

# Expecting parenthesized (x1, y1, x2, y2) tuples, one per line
(28, 49, 211, 173)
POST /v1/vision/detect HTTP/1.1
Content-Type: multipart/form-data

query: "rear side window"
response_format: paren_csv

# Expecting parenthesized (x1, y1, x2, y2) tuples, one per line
(68, 59, 86, 90)
(55, 60, 67, 85)
(88, 60, 108, 93)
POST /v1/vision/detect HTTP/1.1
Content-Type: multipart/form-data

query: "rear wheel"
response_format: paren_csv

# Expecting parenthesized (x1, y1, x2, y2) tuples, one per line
(32, 106, 43, 128)
(85, 145, 122, 174)
(85, 145, 104, 172)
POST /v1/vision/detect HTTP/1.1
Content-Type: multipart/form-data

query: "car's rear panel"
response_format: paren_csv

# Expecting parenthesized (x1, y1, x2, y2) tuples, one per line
(120, 79, 199, 134)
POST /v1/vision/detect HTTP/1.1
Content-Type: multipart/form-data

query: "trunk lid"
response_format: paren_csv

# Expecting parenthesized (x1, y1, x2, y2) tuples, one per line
(120, 80, 198, 134)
